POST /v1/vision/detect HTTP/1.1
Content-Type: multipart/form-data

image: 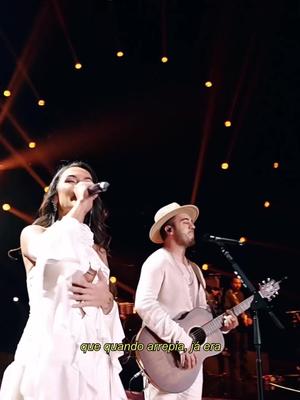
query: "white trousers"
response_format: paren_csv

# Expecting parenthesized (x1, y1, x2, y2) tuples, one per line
(144, 365, 203, 400)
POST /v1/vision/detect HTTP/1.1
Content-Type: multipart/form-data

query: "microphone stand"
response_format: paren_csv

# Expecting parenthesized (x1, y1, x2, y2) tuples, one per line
(214, 241, 285, 400)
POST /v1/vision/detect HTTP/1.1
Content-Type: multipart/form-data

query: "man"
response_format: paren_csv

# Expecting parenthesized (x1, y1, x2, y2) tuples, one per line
(205, 275, 223, 317)
(224, 276, 253, 381)
(135, 202, 238, 399)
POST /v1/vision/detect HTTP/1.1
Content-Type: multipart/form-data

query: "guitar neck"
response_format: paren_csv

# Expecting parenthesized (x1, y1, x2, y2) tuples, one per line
(203, 295, 254, 336)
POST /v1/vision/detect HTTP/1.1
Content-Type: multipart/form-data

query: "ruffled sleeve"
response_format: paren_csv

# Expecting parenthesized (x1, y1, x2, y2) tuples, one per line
(18, 216, 126, 398)
(32, 216, 94, 266)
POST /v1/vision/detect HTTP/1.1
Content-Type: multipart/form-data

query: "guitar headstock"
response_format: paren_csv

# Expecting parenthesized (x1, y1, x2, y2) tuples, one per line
(258, 278, 281, 301)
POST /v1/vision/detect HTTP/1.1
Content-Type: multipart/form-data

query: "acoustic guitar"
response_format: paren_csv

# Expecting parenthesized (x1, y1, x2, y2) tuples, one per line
(135, 278, 281, 393)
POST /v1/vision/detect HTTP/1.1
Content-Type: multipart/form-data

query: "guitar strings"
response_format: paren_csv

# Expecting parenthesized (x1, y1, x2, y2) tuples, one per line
(191, 296, 254, 341)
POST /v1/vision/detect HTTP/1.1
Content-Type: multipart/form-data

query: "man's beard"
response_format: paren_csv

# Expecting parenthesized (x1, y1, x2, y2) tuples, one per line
(175, 231, 195, 248)
(187, 236, 196, 247)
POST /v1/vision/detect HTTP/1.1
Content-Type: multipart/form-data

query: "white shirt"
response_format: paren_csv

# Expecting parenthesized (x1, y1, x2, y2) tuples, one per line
(135, 247, 207, 350)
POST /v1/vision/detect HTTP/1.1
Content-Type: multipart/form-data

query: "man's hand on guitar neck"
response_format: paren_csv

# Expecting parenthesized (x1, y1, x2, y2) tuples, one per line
(221, 310, 239, 333)
(179, 350, 197, 370)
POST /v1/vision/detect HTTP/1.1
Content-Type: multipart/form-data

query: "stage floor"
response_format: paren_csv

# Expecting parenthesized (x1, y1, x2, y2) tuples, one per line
(125, 374, 299, 400)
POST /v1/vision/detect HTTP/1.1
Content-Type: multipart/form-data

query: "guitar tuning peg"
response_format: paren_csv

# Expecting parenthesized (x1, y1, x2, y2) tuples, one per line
(262, 280, 266, 284)
(275, 292, 278, 295)
(267, 277, 270, 281)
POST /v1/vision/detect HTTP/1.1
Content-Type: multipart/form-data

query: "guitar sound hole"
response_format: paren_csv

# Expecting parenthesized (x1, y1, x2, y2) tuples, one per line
(190, 327, 206, 345)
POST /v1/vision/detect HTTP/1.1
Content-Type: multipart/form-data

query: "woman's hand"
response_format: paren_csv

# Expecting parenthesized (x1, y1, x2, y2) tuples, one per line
(65, 181, 98, 222)
(70, 269, 114, 314)
(74, 181, 98, 212)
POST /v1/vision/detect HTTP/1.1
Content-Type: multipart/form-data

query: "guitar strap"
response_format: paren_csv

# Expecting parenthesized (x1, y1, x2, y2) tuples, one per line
(190, 261, 206, 289)
(190, 262, 219, 316)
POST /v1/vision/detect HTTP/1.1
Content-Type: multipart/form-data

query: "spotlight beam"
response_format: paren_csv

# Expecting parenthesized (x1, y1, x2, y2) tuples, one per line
(6, 207, 34, 224)
(116, 281, 135, 296)
(191, 89, 216, 204)
(51, 0, 79, 62)
(0, 28, 41, 99)
(0, 2, 50, 127)
(0, 135, 46, 187)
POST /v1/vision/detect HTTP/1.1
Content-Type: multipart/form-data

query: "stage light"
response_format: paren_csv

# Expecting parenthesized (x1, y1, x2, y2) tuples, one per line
(116, 51, 124, 58)
(2, 203, 11, 211)
(13, 297, 19, 302)
(38, 99, 45, 106)
(239, 237, 247, 244)
(28, 141, 36, 149)
(273, 162, 279, 169)
(264, 201, 270, 208)
(205, 81, 213, 87)
(110, 276, 117, 284)
(44, 186, 49, 193)
(161, 56, 168, 63)
(224, 120, 231, 127)
(221, 162, 229, 170)
(75, 62, 82, 70)
(3, 90, 11, 97)
(202, 263, 209, 270)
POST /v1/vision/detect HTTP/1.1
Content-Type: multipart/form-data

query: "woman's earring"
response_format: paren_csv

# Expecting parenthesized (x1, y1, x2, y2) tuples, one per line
(88, 210, 93, 228)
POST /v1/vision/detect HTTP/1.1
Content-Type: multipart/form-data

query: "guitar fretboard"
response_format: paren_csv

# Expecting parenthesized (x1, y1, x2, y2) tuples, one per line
(201, 294, 255, 337)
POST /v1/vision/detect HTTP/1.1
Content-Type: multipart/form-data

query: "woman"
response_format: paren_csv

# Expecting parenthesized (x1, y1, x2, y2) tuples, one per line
(0, 161, 127, 400)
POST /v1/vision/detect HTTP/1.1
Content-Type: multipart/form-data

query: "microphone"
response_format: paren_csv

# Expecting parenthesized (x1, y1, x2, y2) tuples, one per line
(202, 234, 244, 246)
(87, 181, 110, 195)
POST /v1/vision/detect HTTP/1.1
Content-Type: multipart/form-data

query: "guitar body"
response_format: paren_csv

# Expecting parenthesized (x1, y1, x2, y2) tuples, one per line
(135, 278, 281, 393)
(136, 307, 224, 393)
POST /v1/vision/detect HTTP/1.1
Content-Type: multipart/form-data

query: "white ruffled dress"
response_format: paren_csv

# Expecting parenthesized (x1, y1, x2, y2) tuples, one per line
(0, 217, 127, 400)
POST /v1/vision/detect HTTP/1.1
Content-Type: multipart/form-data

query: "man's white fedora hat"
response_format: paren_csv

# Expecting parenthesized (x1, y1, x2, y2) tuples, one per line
(149, 202, 199, 244)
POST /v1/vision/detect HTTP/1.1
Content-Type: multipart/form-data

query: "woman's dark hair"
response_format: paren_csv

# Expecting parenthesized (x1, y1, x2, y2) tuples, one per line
(8, 161, 110, 260)
(33, 161, 111, 251)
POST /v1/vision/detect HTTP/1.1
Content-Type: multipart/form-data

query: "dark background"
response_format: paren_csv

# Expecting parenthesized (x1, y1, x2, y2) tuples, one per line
(0, 0, 299, 376)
